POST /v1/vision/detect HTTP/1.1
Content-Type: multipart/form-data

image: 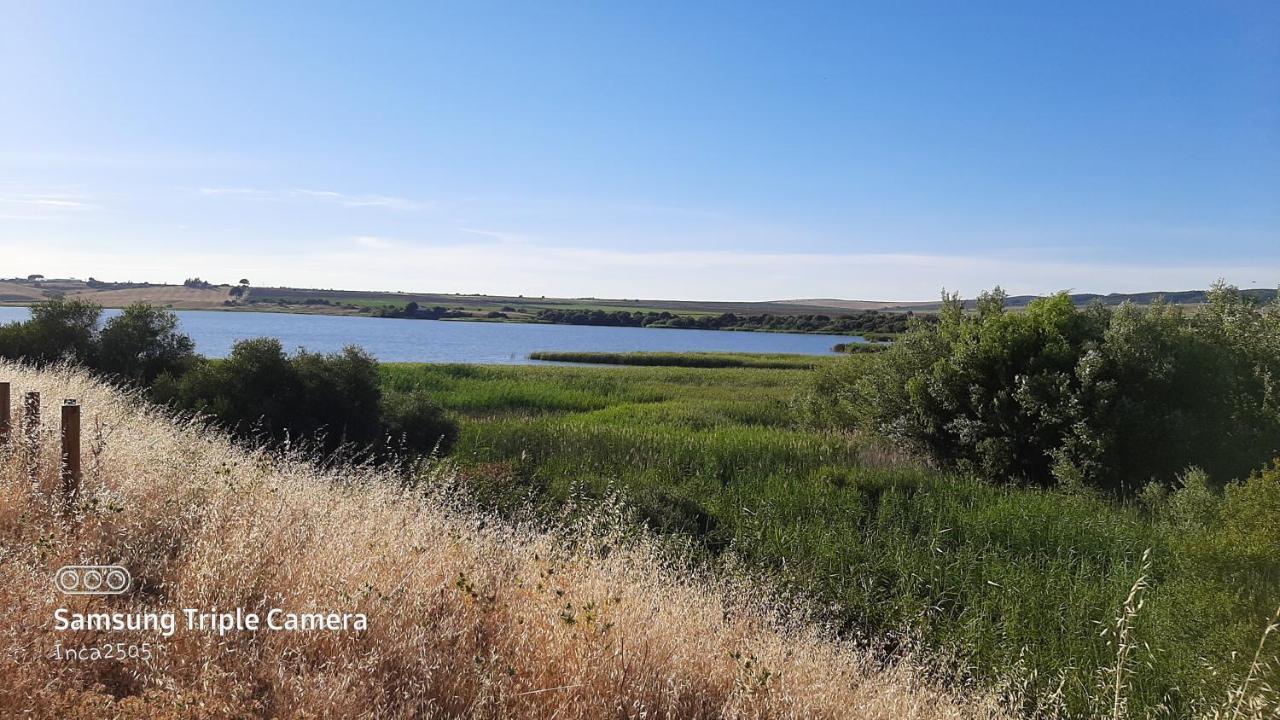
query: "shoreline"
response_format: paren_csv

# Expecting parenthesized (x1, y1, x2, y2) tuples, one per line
(0, 302, 890, 337)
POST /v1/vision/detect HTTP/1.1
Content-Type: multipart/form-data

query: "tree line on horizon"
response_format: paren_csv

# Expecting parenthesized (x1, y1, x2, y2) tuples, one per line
(532, 308, 918, 335)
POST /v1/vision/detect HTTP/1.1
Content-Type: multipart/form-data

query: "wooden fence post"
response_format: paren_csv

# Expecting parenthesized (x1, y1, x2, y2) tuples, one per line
(23, 391, 39, 446)
(23, 391, 40, 485)
(0, 381, 9, 446)
(61, 400, 81, 507)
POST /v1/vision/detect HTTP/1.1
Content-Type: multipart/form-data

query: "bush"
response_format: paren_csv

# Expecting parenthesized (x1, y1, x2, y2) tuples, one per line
(820, 283, 1280, 493)
(1156, 460, 1280, 598)
(97, 303, 199, 384)
(156, 338, 298, 439)
(831, 342, 888, 354)
(0, 297, 102, 364)
(0, 300, 198, 386)
(159, 339, 456, 457)
(380, 391, 458, 455)
(1138, 460, 1280, 699)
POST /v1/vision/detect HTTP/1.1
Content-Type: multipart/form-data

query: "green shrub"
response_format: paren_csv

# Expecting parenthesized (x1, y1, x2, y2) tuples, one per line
(0, 299, 199, 386)
(291, 346, 384, 445)
(1156, 460, 1280, 600)
(156, 338, 298, 439)
(0, 297, 102, 364)
(97, 303, 198, 384)
(159, 339, 456, 457)
(381, 390, 458, 455)
(830, 342, 888, 353)
(819, 283, 1280, 492)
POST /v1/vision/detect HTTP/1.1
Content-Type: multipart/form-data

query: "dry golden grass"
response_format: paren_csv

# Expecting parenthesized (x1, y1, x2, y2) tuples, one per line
(0, 362, 1011, 719)
(67, 286, 233, 309)
(0, 281, 50, 303)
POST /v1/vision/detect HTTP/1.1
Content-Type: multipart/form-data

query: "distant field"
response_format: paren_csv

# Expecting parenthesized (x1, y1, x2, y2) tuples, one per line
(1, 278, 873, 317)
(5, 276, 1274, 318)
(246, 285, 864, 316)
(73, 285, 232, 308)
(0, 278, 232, 309)
(781, 297, 937, 311)
(0, 281, 46, 302)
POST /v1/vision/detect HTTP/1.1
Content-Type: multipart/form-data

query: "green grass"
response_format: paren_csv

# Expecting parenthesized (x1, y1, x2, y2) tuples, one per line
(528, 350, 828, 369)
(380, 360, 1277, 716)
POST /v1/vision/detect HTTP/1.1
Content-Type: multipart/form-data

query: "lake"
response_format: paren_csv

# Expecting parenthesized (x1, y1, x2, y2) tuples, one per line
(0, 307, 864, 363)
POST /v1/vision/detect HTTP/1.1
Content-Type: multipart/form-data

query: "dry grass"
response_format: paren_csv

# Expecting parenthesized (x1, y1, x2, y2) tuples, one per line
(0, 362, 1008, 719)
(67, 286, 233, 308)
(0, 281, 49, 303)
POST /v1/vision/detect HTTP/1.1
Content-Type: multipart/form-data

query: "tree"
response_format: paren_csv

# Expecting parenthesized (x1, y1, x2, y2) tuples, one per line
(158, 339, 456, 457)
(13, 298, 102, 364)
(238, 278, 250, 286)
(291, 346, 383, 445)
(97, 304, 198, 384)
(819, 285, 1280, 494)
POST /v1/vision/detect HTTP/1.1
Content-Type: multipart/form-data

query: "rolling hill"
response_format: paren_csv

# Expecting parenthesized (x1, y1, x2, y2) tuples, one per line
(4, 276, 1276, 317)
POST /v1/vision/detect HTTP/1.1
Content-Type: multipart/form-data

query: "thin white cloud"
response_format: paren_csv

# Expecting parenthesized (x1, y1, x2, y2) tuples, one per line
(292, 189, 424, 210)
(0, 187, 99, 220)
(457, 227, 531, 243)
(197, 187, 267, 197)
(352, 235, 398, 249)
(197, 187, 427, 211)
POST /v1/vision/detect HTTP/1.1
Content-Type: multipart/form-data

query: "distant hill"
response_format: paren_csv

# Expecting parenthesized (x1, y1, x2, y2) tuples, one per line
(773, 298, 937, 311)
(0, 278, 233, 309)
(4, 276, 1276, 317)
(782, 288, 1279, 312)
(0, 277, 889, 317)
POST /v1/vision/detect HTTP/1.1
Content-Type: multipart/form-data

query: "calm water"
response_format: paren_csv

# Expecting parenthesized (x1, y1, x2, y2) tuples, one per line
(0, 307, 863, 363)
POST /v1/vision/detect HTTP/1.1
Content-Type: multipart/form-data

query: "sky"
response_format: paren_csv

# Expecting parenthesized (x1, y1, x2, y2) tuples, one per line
(1, 1, 1277, 301)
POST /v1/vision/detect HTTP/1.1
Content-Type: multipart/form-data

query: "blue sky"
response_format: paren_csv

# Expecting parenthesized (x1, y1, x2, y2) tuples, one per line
(2, 1, 1277, 300)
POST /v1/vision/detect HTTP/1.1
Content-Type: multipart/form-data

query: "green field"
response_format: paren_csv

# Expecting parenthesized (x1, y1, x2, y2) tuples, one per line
(381, 359, 1277, 717)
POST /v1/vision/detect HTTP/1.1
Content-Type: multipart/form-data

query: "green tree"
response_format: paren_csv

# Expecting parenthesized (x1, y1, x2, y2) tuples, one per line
(291, 346, 383, 445)
(0, 297, 102, 364)
(159, 339, 456, 457)
(97, 303, 198, 384)
(168, 337, 300, 439)
(821, 284, 1280, 493)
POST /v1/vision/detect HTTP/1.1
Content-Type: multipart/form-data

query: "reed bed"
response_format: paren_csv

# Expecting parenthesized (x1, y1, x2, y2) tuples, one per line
(379, 361, 1280, 717)
(528, 351, 825, 369)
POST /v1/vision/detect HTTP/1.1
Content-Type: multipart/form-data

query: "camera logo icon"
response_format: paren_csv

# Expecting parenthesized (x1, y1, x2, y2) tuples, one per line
(55, 565, 131, 595)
